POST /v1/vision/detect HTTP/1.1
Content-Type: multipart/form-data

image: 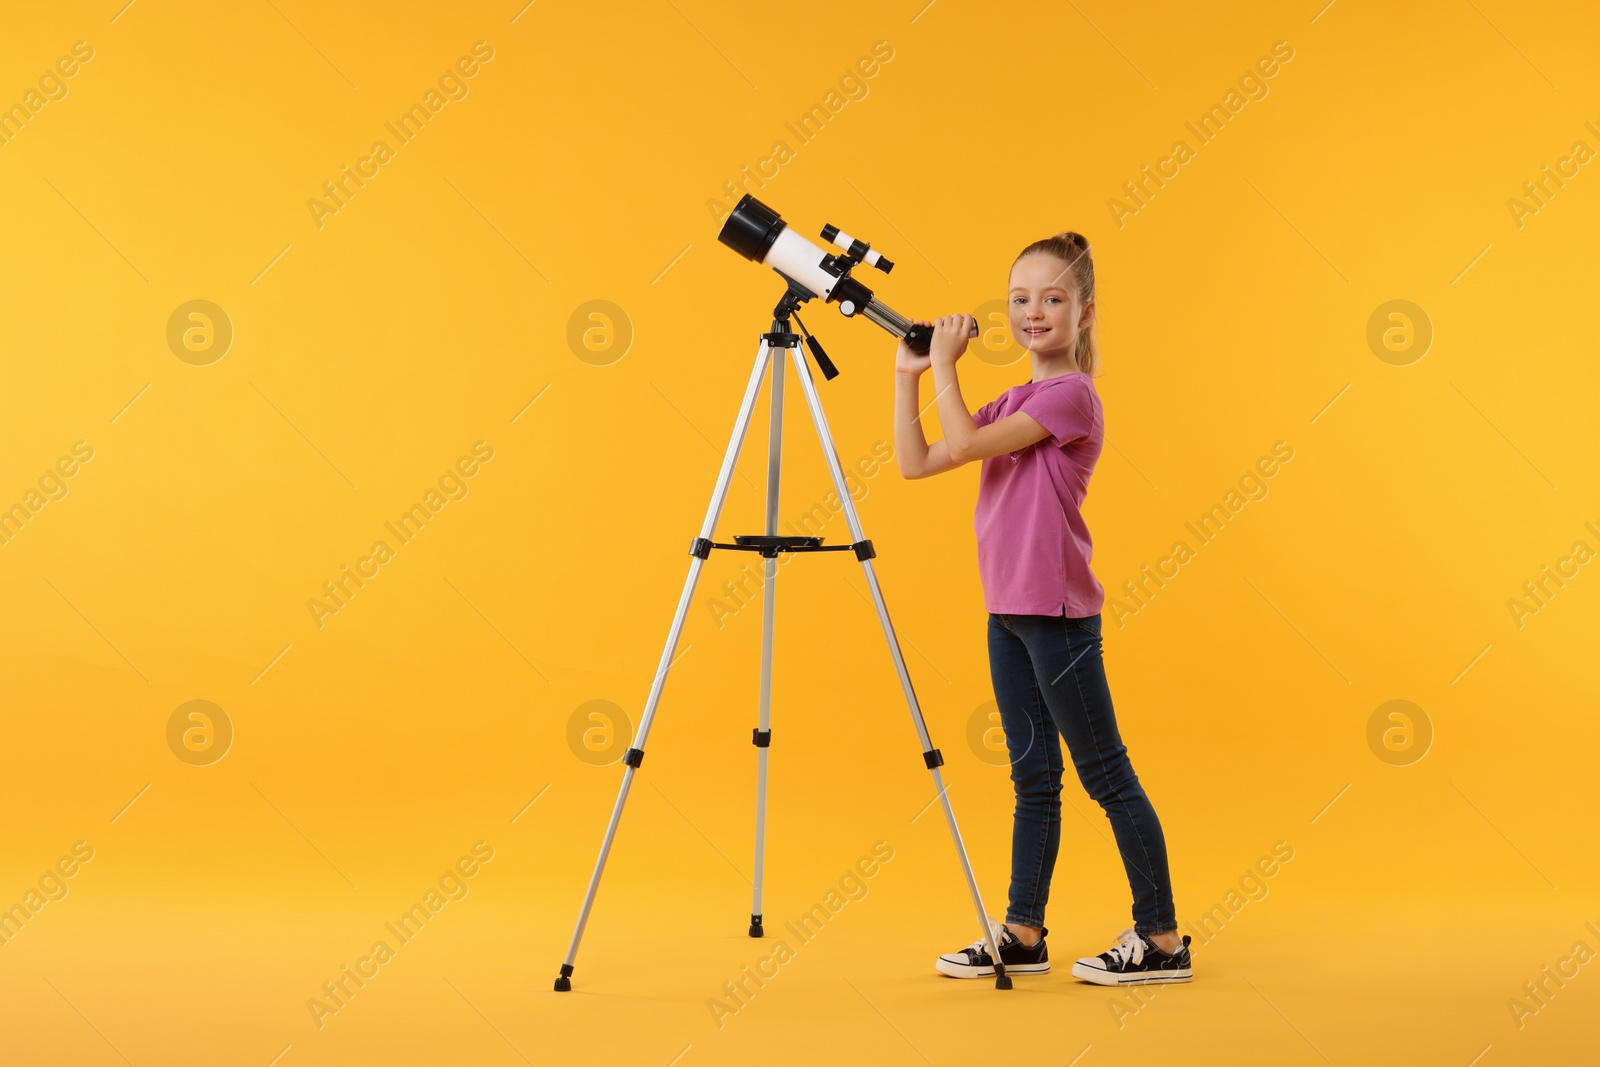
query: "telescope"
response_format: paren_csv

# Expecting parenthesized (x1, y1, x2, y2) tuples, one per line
(717, 194, 977, 357)
(553, 195, 1018, 999)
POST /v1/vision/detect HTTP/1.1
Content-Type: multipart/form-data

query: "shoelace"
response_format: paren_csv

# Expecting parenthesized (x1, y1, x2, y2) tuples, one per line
(1103, 928, 1144, 969)
(964, 921, 1012, 959)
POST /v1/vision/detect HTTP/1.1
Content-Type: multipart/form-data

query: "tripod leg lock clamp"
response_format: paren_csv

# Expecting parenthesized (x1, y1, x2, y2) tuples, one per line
(922, 748, 944, 769)
(752, 728, 772, 747)
(852, 539, 876, 561)
(690, 537, 714, 559)
(622, 747, 645, 768)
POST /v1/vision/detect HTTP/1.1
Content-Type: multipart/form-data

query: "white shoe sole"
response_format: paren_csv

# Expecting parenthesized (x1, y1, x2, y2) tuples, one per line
(936, 957, 1051, 979)
(1070, 961, 1193, 985)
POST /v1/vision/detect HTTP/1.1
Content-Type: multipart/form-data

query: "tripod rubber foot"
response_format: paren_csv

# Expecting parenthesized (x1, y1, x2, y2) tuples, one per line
(554, 976, 571, 991)
(748, 913, 764, 937)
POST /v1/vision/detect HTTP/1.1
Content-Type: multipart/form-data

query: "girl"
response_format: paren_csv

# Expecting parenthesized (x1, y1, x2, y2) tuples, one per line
(892, 232, 1191, 986)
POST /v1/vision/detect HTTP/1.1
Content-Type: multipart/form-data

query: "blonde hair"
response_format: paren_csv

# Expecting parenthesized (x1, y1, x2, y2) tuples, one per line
(1012, 232, 1099, 376)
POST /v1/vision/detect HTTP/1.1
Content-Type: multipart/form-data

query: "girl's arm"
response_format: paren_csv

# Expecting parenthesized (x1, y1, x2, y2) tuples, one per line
(893, 320, 957, 479)
(894, 366, 959, 479)
(929, 314, 1053, 464)
(894, 315, 1054, 478)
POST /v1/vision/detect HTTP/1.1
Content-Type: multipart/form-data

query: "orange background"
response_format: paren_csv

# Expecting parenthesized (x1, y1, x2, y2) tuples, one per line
(1, 1, 1596, 1064)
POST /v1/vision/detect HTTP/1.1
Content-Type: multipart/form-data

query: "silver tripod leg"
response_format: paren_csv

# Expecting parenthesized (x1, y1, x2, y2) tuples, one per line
(785, 343, 1013, 989)
(749, 350, 783, 937)
(554, 339, 773, 992)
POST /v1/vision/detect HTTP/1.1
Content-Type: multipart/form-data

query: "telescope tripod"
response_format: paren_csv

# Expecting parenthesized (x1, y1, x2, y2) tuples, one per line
(553, 288, 1012, 991)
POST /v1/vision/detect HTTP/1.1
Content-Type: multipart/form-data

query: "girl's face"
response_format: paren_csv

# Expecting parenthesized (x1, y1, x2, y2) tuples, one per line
(1008, 253, 1092, 361)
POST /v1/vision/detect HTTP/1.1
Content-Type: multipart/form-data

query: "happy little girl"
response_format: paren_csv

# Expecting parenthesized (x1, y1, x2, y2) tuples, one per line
(892, 232, 1192, 986)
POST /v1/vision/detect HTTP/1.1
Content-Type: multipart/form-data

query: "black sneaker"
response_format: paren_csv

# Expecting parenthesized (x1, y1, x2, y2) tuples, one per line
(1071, 929, 1192, 985)
(936, 921, 1050, 978)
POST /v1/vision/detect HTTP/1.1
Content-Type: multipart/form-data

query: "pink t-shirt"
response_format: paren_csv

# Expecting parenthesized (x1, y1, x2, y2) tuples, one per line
(971, 372, 1105, 616)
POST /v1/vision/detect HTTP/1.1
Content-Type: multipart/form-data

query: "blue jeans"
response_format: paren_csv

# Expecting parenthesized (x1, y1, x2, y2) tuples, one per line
(988, 612, 1176, 935)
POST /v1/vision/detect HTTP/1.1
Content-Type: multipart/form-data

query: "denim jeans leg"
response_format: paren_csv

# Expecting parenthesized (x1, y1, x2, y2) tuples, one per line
(987, 613, 1065, 929)
(1011, 613, 1177, 936)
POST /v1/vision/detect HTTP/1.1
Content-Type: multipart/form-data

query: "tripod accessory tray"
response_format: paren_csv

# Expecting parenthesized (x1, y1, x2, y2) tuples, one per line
(690, 534, 875, 561)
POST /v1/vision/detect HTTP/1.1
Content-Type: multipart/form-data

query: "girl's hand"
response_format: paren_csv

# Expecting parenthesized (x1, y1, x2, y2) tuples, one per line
(929, 313, 973, 365)
(895, 319, 933, 376)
